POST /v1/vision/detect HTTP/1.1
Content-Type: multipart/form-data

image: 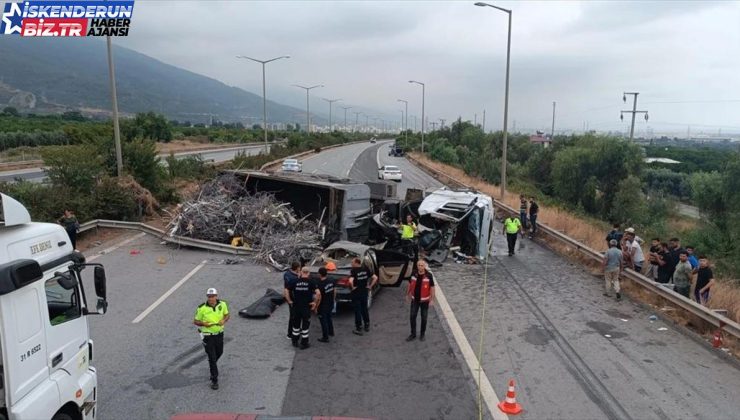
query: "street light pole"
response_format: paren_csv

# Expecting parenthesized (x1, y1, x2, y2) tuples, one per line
(620, 92, 648, 141)
(353, 111, 362, 133)
(409, 80, 425, 153)
(551, 101, 556, 138)
(106, 36, 123, 176)
(293, 84, 323, 133)
(323, 98, 341, 131)
(397, 99, 408, 147)
(237, 55, 290, 152)
(475, 2, 512, 199)
(340, 106, 352, 132)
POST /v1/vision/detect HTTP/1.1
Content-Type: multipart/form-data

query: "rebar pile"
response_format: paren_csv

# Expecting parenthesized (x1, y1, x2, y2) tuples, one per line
(168, 174, 322, 265)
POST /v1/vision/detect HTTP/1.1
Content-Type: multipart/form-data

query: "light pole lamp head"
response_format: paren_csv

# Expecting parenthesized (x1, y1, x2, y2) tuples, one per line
(474, 2, 490, 6)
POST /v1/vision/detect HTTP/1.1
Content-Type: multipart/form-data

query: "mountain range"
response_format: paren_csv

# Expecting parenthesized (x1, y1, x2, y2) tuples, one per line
(0, 37, 318, 125)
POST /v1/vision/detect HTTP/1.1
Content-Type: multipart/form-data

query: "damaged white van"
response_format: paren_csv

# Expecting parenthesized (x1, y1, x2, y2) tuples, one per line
(416, 188, 495, 263)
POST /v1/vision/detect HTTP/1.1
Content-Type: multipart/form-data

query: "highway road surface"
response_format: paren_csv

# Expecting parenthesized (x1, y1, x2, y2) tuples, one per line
(85, 140, 740, 420)
(0, 144, 271, 183)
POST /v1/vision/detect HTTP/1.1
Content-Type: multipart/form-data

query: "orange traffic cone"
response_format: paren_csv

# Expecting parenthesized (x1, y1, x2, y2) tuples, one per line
(498, 379, 523, 415)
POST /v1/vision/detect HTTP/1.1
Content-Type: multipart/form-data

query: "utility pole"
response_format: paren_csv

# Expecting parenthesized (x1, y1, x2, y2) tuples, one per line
(474, 113, 477, 126)
(620, 92, 649, 141)
(430, 121, 438, 131)
(106, 36, 123, 176)
(551, 101, 556, 138)
(482, 109, 486, 133)
(414, 115, 417, 132)
(439, 118, 446, 129)
(409, 80, 426, 153)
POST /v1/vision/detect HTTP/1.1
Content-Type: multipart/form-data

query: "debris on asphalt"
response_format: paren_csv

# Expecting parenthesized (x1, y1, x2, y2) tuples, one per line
(649, 315, 658, 321)
(156, 256, 167, 264)
(167, 174, 323, 266)
(129, 249, 141, 255)
(658, 327, 668, 331)
(219, 258, 241, 265)
(620, 318, 629, 322)
(604, 334, 612, 338)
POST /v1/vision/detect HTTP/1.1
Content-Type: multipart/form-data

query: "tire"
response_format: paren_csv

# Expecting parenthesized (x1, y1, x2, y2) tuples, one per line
(51, 412, 74, 420)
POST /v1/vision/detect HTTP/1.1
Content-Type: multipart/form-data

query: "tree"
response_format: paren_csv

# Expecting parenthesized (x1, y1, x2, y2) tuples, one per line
(122, 112, 173, 142)
(122, 139, 161, 193)
(610, 175, 647, 226)
(2, 106, 19, 117)
(41, 145, 105, 191)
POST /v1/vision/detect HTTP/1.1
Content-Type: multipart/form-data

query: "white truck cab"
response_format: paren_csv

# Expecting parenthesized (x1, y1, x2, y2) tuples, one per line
(0, 194, 108, 420)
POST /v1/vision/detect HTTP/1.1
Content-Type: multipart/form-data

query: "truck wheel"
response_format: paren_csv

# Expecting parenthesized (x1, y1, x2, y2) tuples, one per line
(51, 413, 74, 420)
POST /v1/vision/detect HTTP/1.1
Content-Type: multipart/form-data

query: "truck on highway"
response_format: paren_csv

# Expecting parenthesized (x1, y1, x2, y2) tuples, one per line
(0, 193, 108, 420)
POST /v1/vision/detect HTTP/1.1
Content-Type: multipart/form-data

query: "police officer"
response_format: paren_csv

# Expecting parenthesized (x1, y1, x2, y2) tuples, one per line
(286, 267, 320, 349)
(398, 214, 418, 257)
(503, 215, 522, 256)
(193, 287, 230, 390)
(349, 257, 377, 335)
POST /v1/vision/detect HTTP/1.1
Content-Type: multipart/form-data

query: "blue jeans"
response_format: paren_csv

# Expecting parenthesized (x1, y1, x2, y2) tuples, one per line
(695, 289, 710, 305)
(519, 212, 528, 231)
(529, 214, 538, 235)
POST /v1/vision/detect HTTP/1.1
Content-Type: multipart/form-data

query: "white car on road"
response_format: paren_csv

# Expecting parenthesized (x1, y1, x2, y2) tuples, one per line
(281, 158, 302, 172)
(378, 165, 402, 181)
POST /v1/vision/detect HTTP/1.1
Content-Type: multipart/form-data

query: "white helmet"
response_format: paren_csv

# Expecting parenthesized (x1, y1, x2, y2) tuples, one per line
(206, 287, 218, 296)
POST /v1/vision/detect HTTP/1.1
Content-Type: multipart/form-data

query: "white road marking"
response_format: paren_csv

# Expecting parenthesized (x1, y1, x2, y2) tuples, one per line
(132, 260, 208, 324)
(435, 284, 508, 420)
(86, 232, 147, 262)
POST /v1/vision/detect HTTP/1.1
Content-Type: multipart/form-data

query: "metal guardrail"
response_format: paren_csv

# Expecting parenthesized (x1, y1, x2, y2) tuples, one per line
(407, 155, 740, 341)
(78, 219, 253, 255)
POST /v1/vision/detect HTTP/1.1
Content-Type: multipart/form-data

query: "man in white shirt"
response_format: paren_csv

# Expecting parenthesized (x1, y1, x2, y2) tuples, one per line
(624, 228, 645, 274)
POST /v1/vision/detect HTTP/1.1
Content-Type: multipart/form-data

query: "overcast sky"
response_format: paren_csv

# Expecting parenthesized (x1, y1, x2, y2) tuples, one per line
(116, 0, 740, 135)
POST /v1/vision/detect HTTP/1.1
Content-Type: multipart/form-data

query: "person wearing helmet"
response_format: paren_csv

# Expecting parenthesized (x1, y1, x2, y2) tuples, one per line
(194, 287, 230, 390)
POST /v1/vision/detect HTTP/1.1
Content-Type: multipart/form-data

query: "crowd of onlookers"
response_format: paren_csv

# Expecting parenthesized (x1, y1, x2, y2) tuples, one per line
(603, 224, 715, 305)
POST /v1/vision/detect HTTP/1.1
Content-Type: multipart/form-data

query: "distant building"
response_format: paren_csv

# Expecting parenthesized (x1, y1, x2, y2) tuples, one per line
(644, 157, 680, 164)
(529, 131, 552, 148)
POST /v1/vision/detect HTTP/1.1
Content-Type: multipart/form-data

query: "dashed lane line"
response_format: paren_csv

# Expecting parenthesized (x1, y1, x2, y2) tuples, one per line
(132, 259, 208, 324)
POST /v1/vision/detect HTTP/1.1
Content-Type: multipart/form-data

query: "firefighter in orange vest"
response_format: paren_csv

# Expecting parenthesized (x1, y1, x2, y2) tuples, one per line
(405, 260, 436, 342)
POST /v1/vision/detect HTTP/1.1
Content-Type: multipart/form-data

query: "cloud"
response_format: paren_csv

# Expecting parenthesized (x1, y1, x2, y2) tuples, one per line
(110, 0, 740, 134)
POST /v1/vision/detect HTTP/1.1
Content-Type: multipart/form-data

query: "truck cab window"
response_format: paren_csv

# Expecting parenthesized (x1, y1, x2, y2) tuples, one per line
(45, 277, 81, 326)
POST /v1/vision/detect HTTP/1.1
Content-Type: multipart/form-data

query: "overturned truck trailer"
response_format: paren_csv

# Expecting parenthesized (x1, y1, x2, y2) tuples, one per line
(228, 170, 371, 244)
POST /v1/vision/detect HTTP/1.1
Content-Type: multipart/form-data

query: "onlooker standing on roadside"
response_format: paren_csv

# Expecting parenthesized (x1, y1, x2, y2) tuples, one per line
(695, 256, 716, 305)
(646, 238, 661, 281)
(667, 238, 686, 277)
(58, 209, 80, 250)
(519, 195, 528, 238)
(316, 267, 336, 343)
(528, 196, 539, 238)
(673, 252, 693, 299)
(406, 260, 435, 342)
(283, 262, 300, 340)
(605, 223, 623, 247)
(620, 237, 634, 272)
(624, 228, 645, 273)
(603, 239, 623, 300)
(503, 215, 522, 256)
(656, 242, 672, 284)
(685, 246, 699, 269)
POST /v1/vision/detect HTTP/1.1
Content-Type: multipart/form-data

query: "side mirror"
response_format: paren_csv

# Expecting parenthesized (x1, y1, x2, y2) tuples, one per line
(94, 266, 107, 300)
(96, 298, 108, 314)
(56, 272, 78, 290)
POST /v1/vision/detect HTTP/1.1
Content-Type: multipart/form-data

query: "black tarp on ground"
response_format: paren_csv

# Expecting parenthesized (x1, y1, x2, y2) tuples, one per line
(238, 288, 285, 319)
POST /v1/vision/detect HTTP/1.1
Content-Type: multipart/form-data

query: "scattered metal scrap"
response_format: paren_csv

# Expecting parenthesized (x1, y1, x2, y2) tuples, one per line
(167, 174, 323, 266)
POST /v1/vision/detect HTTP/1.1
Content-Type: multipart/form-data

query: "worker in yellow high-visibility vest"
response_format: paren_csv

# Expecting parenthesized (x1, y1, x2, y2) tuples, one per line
(503, 215, 522, 256)
(400, 214, 417, 240)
